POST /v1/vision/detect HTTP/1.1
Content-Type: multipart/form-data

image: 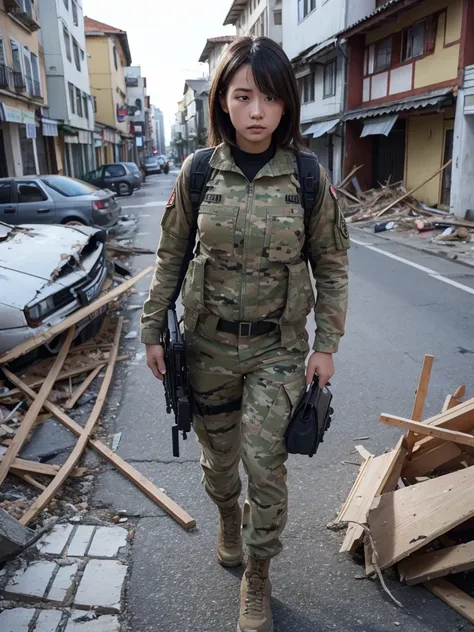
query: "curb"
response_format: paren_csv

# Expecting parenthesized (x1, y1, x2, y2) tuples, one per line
(350, 225, 474, 272)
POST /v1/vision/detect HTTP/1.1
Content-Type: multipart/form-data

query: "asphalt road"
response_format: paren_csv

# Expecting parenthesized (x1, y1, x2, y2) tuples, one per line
(94, 171, 474, 632)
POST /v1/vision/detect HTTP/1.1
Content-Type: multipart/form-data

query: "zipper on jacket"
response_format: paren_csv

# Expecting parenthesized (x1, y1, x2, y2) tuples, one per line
(239, 181, 254, 321)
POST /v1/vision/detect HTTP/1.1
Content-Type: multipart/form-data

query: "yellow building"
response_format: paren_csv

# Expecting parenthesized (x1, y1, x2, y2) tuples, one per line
(343, 0, 472, 209)
(84, 16, 132, 166)
(0, 0, 56, 176)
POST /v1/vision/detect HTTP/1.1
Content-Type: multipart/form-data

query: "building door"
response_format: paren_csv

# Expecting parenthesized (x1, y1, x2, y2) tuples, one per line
(441, 128, 454, 208)
(71, 144, 83, 177)
(19, 126, 36, 175)
(35, 131, 48, 175)
(0, 129, 8, 177)
(373, 119, 406, 187)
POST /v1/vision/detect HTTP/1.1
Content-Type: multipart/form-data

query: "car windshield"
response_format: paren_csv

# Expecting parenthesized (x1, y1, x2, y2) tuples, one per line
(145, 158, 157, 165)
(41, 176, 98, 197)
(126, 163, 140, 172)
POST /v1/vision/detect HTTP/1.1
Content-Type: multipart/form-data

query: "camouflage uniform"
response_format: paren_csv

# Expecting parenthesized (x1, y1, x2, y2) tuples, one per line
(141, 143, 349, 559)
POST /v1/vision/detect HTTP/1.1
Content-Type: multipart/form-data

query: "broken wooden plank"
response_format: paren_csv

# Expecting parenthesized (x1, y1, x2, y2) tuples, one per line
(424, 579, 474, 625)
(400, 540, 474, 585)
(403, 442, 463, 480)
(368, 465, 474, 570)
(339, 164, 363, 189)
(407, 355, 434, 454)
(355, 445, 374, 460)
(376, 160, 452, 218)
(64, 365, 103, 409)
(441, 395, 462, 413)
(0, 267, 152, 365)
(3, 361, 197, 531)
(336, 187, 360, 204)
(380, 415, 474, 449)
(13, 471, 46, 492)
(454, 385, 466, 399)
(19, 318, 123, 525)
(336, 456, 372, 523)
(0, 327, 75, 485)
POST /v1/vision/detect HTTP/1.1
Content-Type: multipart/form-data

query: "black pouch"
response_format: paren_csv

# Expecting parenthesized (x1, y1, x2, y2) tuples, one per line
(284, 380, 334, 457)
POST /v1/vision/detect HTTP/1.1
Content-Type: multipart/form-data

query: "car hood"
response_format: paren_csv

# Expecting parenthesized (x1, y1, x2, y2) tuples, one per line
(0, 223, 102, 283)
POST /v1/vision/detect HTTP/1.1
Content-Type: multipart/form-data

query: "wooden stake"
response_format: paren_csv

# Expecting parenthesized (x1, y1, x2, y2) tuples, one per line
(0, 266, 152, 365)
(0, 327, 75, 485)
(376, 160, 452, 218)
(407, 354, 434, 454)
(3, 369, 196, 531)
(64, 365, 103, 409)
(19, 318, 123, 525)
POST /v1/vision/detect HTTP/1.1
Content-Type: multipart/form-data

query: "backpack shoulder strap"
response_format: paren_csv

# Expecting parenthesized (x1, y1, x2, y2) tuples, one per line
(295, 150, 320, 223)
(168, 148, 215, 308)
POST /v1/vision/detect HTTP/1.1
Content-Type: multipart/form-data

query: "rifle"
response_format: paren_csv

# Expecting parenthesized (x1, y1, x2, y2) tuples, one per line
(162, 308, 193, 457)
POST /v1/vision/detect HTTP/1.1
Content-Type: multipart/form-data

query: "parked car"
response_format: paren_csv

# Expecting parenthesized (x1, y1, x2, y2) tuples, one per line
(143, 156, 161, 175)
(82, 162, 143, 196)
(0, 176, 121, 229)
(0, 221, 110, 361)
(157, 155, 170, 175)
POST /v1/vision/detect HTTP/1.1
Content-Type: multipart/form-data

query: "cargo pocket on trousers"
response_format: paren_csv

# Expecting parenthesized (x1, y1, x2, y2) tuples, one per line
(193, 412, 240, 455)
(259, 374, 306, 452)
(181, 253, 209, 331)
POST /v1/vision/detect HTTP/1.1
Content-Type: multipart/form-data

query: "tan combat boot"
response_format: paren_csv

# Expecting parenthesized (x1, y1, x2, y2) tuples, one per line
(217, 504, 243, 567)
(238, 557, 273, 632)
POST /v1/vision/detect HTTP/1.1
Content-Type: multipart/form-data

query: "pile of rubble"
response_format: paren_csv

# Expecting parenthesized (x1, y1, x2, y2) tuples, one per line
(335, 354, 474, 625)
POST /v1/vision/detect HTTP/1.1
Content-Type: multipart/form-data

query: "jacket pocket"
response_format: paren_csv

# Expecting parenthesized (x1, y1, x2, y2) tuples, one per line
(265, 207, 305, 263)
(181, 253, 209, 315)
(282, 259, 315, 324)
(198, 204, 239, 256)
(259, 374, 306, 452)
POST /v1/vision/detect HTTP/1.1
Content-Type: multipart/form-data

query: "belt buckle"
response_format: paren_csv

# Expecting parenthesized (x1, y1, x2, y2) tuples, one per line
(239, 322, 252, 337)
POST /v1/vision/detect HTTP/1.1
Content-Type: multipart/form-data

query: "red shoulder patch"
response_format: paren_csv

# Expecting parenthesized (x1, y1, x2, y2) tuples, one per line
(166, 188, 176, 208)
(330, 185, 338, 200)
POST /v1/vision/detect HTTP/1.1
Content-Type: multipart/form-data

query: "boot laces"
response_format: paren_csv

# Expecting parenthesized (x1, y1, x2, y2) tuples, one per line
(244, 566, 266, 617)
(221, 507, 239, 546)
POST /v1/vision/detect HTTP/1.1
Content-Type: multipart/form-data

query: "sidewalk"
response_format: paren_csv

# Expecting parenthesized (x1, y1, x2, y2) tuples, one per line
(351, 221, 474, 270)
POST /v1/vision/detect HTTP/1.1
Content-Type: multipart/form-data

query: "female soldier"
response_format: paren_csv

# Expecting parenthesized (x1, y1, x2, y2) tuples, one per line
(141, 36, 349, 632)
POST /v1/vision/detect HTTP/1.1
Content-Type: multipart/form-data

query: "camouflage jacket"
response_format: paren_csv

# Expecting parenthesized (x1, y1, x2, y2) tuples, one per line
(141, 143, 349, 353)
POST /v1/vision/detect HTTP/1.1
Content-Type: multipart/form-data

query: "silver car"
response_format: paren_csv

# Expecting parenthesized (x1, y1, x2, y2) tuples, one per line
(0, 176, 121, 229)
(0, 221, 110, 361)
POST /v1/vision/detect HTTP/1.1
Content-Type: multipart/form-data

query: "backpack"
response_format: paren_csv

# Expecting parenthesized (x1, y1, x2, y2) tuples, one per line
(169, 148, 320, 306)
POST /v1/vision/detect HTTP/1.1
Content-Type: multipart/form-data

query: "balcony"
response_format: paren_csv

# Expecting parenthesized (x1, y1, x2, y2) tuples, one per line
(13, 70, 26, 92)
(8, 0, 40, 32)
(32, 79, 42, 98)
(0, 65, 13, 90)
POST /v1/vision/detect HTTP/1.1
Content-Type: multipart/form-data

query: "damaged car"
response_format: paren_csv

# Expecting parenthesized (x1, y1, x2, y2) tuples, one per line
(0, 221, 111, 363)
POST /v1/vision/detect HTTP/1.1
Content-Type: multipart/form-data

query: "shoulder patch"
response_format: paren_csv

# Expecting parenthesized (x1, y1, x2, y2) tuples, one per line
(330, 185, 338, 201)
(166, 188, 176, 208)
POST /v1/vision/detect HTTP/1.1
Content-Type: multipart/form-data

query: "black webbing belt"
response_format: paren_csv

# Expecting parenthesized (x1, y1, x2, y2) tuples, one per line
(194, 397, 243, 417)
(217, 319, 277, 337)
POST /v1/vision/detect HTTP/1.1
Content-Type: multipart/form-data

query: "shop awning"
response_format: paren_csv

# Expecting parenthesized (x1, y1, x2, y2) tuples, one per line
(305, 118, 340, 138)
(42, 118, 58, 137)
(361, 115, 398, 137)
(345, 87, 453, 121)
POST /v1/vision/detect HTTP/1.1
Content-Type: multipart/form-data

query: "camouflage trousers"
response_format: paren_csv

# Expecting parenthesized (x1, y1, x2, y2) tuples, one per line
(186, 322, 308, 559)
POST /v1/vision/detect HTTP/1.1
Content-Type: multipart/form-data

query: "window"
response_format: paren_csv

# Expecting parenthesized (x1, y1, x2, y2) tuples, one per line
(63, 0, 69, 9)
(83, 93, 89, 121)
(0, 183, 12, 205)
(76, 87, 83, 117)
(72, 0, 79, 25)
(92, 96, 97, 113)
(402, 20, 426, 61)
(31, 53, 41, 96)
(0, 36, 6, 68)
(274, 10, 282, 25)
(18, 183, 47, 203)
(63, 27, 72, 62)
(323, 59, 337, 98)
(72, 38, 81, 71)
(80, 48, 85, 61)
(298, 0, 316, 22)
(10, 39, 22, 74)
(68, 82, 75, 114)
(104, 164, 126, 177)
(113, 46, 118, 70)
(299, 72, 315, 103)
(375, 37, 392, 71)
(23, 46, 33, 94)
(42, 176, 96, 197)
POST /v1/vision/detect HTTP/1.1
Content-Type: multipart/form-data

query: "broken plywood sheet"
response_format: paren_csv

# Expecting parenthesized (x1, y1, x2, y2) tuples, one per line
(399, 540, 474, 585)
(368, 464, 474, 570)
(424, 579, 474, 625)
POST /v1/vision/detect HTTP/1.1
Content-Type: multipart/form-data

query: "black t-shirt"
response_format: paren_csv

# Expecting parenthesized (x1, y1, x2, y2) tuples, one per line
(231, 142, 276, 183)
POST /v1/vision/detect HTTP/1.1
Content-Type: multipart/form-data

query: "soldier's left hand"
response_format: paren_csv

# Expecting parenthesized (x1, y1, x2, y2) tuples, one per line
(306, 352, 334, 387)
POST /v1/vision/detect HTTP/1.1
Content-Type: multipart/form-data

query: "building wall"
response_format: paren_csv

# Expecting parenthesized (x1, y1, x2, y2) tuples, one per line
(108, 36, 128, 134)
(299, 49, 345, 123)
(86, 36, 113, 126)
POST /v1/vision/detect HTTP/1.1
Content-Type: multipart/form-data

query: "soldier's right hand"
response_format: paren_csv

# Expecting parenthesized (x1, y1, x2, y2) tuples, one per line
(146, 344, 167, 381)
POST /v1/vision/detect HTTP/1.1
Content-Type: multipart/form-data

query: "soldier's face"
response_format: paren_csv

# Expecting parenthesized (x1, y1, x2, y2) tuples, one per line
(221, 64, 285, 153)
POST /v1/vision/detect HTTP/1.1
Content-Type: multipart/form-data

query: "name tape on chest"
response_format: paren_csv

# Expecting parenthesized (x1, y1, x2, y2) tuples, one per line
(204, 193, 222, 203)
(285, 194, 300, 205)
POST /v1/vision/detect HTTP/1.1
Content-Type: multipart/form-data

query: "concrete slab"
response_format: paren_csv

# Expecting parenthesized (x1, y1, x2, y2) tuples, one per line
(0, 607, 34, 631)
(19, 417, 77, 461)
(74, 560, 128, 613)
(4, 561, 56, 599)
(38, 523, 74, 555)
(65, 613, 120, 632)
(47, 562, 78, 602)
(87, 526, 128, 558)
(35, 609, 64, 631)
(67, 525, 95, 557)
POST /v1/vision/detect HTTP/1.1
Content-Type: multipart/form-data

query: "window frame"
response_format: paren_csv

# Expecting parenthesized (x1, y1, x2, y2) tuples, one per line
(82, 93, 89, 121)
(17, 181, 48, 204)
(63, 26, 72, 63)
(300, 72, 315, 104)
(0, 32, 7, 68)
(68, 81, 75, 114)
(30, 52, 41, 96)
(402, 20, 427, 62)
(10, 38, 24, 75)
(22, 45, 33, 95)
(75, 86, 83, 117)
(374, 37, 392, 72)
(113, 46, 118, 71)
(63, 0, 69, 9)
(72, 0, 79, 26)
(298, 0, 317, 22)
(274, 10, 282, 25)
(323, 58, 337, 99)
(72, 38, 81, 71)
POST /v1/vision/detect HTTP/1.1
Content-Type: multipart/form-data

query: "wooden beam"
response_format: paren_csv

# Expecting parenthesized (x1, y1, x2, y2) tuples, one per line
(411, 355, 434, 422)
(3, 372, 197, 532)
(454, 385, 466, 399)
(400, 541, 474, 585)
(380, 415, 474, 449)
(338, 164, 363, 189)
(424, 579, 474, 625)
(368, 465, 474, 569)
(441, 395, 462, 413)
(336, 187, 360, 204)
(0, 267, 152, 365)
(64, 365, 103, 409)
(13, 472, 46, 492)
(403, 442, 463, 480)
(376, 160, 452, 218)
(20, 319, 123, 525)
(0, 327, 75, 485)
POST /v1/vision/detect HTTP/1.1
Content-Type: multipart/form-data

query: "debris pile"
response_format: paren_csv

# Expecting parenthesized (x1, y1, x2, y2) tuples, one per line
(0, 266, 195, 557)
(335, 354, 474, 624)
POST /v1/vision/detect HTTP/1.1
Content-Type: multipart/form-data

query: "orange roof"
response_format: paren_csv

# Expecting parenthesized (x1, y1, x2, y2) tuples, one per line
(84, 16, 123, 34)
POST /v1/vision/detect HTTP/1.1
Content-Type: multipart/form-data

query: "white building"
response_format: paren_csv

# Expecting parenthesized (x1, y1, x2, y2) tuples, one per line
(125, 65, 147, 159)
(224, 0, 283, 46)
(38, 0, 95, 177)
(199, 36, 236, 81)
(282, 0, 376, 183)
(183, 79, 210, 154)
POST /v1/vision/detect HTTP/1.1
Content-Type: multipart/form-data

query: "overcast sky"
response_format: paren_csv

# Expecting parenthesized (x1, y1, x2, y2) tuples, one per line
(82, 0, 235, 144)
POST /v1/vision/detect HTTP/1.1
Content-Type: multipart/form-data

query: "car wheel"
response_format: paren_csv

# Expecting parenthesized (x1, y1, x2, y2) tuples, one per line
(63, 218, 87, 226)
(163, 165, 169, 174)
(118, 182, 133, 196)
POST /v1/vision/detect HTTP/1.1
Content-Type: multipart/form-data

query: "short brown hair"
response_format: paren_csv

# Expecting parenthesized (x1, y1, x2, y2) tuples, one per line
(208, 36, 306, 151)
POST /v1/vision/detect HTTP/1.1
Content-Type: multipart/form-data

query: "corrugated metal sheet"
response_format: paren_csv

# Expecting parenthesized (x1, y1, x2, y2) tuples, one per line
(338, 0, 406, 37)
(361, 115, 398, 137)
(304, 118, 340, 138)
(345, 88, 453, 120)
